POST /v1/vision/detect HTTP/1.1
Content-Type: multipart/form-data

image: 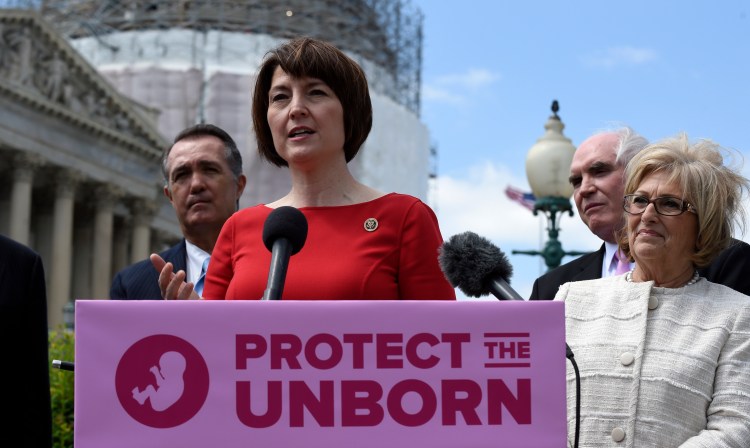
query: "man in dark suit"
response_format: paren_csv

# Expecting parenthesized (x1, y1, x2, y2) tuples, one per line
(0, 234, 52, 447)
(531, 128, 750, 300)
(110, 124, 246, 299)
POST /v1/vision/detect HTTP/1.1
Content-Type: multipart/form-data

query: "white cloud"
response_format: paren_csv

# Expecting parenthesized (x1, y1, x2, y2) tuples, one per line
(434, 68, 501, 90)
(430, 160, 598, 248)
(421, 84, 466, 105)
(583, 46, 658, 69)
(422, 68, 501, 105)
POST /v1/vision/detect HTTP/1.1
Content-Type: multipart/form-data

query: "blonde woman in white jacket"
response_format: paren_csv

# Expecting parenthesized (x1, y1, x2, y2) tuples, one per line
(557, 134, 750, 447)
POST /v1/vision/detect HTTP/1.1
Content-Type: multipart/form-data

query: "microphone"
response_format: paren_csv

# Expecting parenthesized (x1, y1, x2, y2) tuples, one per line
(261, 206, 308, 300)
(438, 231, 524, 300)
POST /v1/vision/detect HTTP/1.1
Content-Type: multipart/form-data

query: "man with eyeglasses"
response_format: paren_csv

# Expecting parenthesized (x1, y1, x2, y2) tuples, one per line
(530, 127, 750, 300)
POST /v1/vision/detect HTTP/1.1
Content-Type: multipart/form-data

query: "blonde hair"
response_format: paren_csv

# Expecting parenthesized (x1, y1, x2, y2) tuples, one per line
(618, 133, 748, 267)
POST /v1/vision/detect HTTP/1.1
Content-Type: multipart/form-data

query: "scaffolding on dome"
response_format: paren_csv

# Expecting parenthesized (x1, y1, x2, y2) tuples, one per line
(2, 0, 423, 115)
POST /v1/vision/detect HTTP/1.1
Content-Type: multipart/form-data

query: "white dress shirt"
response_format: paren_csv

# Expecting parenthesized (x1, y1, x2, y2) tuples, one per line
(185, 240, 210, 286)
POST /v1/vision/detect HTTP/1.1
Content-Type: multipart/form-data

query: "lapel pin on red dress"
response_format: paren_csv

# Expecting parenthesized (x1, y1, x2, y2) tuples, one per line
(364, 218, 378, 232)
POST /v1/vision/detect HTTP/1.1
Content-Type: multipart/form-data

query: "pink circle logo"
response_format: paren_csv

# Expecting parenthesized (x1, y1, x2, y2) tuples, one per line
(115, 335, 209, 428)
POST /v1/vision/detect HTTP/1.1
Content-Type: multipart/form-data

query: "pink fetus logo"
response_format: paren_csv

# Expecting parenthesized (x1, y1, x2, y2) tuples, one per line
(131, 351, 186, 411)
(116, 335, 209, 428)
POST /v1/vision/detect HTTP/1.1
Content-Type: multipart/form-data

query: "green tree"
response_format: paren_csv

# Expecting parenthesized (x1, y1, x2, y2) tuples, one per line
(49, 328, 74, 448)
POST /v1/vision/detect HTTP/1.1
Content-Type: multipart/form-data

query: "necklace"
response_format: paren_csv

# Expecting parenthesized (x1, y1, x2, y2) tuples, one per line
(625, 269, 700, 287)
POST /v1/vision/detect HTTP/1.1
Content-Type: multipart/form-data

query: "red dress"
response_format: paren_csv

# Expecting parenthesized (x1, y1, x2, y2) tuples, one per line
(203, 193, 456, 300)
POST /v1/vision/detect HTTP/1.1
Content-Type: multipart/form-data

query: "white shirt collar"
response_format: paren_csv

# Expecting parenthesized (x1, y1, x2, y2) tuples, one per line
(184, 240, 210, 285)
(602, 241, 626, 277)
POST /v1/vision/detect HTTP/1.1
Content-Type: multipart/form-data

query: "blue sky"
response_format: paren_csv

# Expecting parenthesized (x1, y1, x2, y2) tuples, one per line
(415, 0, 750, 298)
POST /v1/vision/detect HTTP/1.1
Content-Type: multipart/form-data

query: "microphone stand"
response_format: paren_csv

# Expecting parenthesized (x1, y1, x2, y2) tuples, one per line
(489, 292, 580, 448)
(566, 344, 580, 448)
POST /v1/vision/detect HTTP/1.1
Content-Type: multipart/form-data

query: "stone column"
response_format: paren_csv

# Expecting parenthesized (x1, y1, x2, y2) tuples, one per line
(48, 169, 80, 328)
(91, 185, 122, 299)
(130, 198, 157, 263)
(111, 216, 132, 278)
(32, 197, 54, 282)
(9, 152, 43, 245)
(0, 179, 10, 236)
(72, 215, 92, 301)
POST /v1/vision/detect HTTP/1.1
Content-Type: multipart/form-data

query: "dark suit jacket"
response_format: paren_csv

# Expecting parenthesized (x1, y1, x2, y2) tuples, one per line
(110, 240, 187, 300)
(530, 238, 750, 300)
(529, 244, 605, 301)
(0, 234, 52, 447)
(696, 238, 750, 296)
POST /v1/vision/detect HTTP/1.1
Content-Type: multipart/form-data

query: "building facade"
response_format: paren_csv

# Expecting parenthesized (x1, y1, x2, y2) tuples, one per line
(60, 0, 431, 207)
(0, 11, 178, 327)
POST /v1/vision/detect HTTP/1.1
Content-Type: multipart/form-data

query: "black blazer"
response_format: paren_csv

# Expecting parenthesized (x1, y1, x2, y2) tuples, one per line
(110, 240, 187, 300)
(530, 239, 750, 300)
(696, 239, 750, 296)
(0, 234, 52, 447)
(529, 245, 606, 301)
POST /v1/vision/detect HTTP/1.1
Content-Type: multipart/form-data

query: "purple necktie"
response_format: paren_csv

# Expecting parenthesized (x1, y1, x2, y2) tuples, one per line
(614, 250, 630, 275)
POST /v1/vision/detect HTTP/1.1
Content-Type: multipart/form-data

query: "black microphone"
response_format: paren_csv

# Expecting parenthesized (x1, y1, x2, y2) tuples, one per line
(261, 206, 308, 300)
(438, 231, 524, 300)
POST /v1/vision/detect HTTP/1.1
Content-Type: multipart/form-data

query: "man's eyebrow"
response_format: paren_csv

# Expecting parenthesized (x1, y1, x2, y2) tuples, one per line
(170, 164, 187, 176)
(586, 161, 614, 173)
(568, 160, 616, 184)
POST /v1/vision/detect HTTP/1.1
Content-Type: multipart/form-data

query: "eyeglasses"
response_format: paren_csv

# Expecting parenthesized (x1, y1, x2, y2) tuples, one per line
(623, 194, 696, 216)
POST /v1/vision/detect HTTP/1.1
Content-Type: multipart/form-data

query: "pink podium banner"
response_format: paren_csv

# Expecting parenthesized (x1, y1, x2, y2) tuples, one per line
(75, 300, 566, 448)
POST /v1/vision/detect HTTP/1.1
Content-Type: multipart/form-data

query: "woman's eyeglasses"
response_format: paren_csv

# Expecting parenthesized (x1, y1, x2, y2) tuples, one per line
(623, 194, 696, 216)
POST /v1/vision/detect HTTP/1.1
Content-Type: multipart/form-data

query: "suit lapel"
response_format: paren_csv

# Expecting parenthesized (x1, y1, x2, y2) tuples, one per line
(573, 244, 606, 281)
(168, 239, 188, 273)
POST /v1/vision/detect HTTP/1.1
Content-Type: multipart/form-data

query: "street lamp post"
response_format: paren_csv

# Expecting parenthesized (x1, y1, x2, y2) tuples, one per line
(512, 101, 587, 270)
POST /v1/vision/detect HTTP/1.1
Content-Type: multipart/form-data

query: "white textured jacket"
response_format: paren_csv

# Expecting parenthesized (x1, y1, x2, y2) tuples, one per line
(556, 275, 750, 447)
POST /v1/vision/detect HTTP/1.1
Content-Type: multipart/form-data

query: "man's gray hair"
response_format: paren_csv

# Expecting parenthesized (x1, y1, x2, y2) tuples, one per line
(614, 126, 649, 166)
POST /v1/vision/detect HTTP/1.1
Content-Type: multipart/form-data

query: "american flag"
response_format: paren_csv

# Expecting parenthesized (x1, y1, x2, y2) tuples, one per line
(504, 186, 536, 211)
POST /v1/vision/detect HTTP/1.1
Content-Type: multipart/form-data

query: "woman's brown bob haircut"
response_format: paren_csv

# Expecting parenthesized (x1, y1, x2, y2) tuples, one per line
(252, 37, 373, 167)
(618, 133, 749, 267)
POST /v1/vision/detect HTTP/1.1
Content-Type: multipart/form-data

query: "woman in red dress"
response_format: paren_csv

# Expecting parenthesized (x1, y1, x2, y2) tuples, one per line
(156, 38, 455, 301)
